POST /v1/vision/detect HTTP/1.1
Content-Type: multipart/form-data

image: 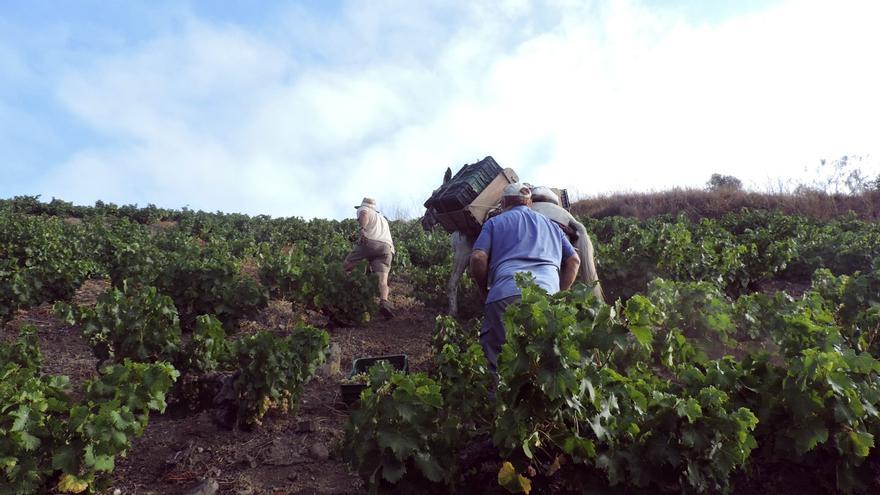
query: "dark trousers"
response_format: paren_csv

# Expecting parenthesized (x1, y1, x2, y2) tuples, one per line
(479, 295, 522, 375)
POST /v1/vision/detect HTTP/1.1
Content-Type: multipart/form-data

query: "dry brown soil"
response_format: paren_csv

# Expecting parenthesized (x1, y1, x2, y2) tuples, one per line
(3, 279, 435, 495)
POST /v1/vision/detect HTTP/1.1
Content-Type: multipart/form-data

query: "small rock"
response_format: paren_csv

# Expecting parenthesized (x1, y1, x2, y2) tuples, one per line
(287, 473, 299, 481)
(184, 478, 219, 495)
(309, 442, 330, 460)
(113, 489, 122, 495)
(294, 419, 318, 433)
(317, 343, 342, 378)
(197, 446, 204, 453)
(236, 453, 258, 468)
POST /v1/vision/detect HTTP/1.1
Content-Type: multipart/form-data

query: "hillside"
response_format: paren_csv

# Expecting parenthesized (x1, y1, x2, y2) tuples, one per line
(572, 188, 880, 221)
(4, 196, 880, 494)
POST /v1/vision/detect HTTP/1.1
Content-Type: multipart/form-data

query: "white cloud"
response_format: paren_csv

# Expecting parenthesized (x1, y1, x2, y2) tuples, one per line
(31, 0, 880, 218)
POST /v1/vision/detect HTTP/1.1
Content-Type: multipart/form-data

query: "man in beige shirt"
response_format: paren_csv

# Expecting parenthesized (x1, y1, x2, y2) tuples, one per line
(344, 197, 396, 319)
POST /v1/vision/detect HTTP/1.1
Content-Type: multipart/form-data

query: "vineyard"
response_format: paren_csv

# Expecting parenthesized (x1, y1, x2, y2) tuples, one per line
(3, 195, 880, 494)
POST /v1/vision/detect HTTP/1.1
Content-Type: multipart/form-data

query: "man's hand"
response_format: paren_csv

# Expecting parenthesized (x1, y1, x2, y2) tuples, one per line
(558, 221, 577, 241)
(560, 253, 580, 290)
(469, 250, 490, 301)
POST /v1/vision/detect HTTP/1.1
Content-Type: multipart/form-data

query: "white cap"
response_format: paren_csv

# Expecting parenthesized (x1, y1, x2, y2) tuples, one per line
(502, 182, 531, 199)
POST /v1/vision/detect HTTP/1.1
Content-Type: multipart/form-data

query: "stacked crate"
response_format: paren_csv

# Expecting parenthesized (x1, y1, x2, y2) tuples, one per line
(432, 157, 503, 213)
(424, 156, 519, 236)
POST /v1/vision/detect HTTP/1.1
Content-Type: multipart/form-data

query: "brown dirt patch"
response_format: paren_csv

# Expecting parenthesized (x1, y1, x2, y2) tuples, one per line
(3, 301, 99, 393)
(240, 258, 261, 283)
(112, 374, 367, 495)
(108, 286, 436, 494)
(149, 220, 179, 234)
(249, 299, 312, 330)
(74, 278, 112, 305)
(755, 278, 812, 297)
(2, 279, 435, 494)
(1, 279, 111, 393)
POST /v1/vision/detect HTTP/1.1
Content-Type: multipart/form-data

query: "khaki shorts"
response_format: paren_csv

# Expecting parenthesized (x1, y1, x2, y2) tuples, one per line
(345, 239, 393, 273)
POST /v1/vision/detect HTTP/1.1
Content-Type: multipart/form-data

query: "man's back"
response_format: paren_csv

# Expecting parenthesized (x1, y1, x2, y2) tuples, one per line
(474, 205, 574, 303)
(358, 205, 394, 251)
(469, 185, 580, 379)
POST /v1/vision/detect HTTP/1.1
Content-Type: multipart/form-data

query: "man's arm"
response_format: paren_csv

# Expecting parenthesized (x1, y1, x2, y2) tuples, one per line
(554, 220, 579, 290)
(357, 209, 369, 243)
(560, 252, 580, 291)
(566, 219, 583, 243)
(470, 249, 489, 300)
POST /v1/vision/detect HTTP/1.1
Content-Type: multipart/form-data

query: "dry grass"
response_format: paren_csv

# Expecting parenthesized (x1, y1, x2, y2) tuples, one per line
(571, 188, 880, 221)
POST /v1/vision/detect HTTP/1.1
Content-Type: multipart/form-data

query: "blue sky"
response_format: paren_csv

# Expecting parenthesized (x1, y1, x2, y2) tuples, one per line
(1, 0, 879, 219)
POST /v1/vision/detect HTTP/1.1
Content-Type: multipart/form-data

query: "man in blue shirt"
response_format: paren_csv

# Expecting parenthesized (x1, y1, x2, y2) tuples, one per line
(469, 183, 581, 376)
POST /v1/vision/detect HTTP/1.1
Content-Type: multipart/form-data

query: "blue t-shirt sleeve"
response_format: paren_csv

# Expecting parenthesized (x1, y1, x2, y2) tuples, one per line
(558, 224, 575, 259)
(473, 220, 493, 253)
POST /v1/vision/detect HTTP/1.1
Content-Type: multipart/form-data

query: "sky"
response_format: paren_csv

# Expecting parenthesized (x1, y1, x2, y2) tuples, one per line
(1, 0, 879, 219)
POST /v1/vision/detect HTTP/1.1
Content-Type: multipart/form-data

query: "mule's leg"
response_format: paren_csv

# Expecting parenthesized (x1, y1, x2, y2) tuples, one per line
(448, 252, 468, 317)
(448, 232, 471, 317)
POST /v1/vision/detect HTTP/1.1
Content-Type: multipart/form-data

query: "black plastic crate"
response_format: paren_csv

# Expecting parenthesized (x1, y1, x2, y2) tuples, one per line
(435, 157, 502, 212)
(339, 383, 367, 406)
(559, 189, 571, 210)
(452, 157, 501, 188)
(351, 354, 408, 375)
(436, 184, 479, 212)
(339, 354, 408, 406)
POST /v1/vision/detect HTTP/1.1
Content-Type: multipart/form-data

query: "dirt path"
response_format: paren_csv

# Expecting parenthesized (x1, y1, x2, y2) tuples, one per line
(2, 280, 438, 495)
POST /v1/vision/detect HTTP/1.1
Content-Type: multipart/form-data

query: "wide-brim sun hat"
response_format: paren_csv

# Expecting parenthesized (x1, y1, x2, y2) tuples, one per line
(355, 197, 378, 209)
